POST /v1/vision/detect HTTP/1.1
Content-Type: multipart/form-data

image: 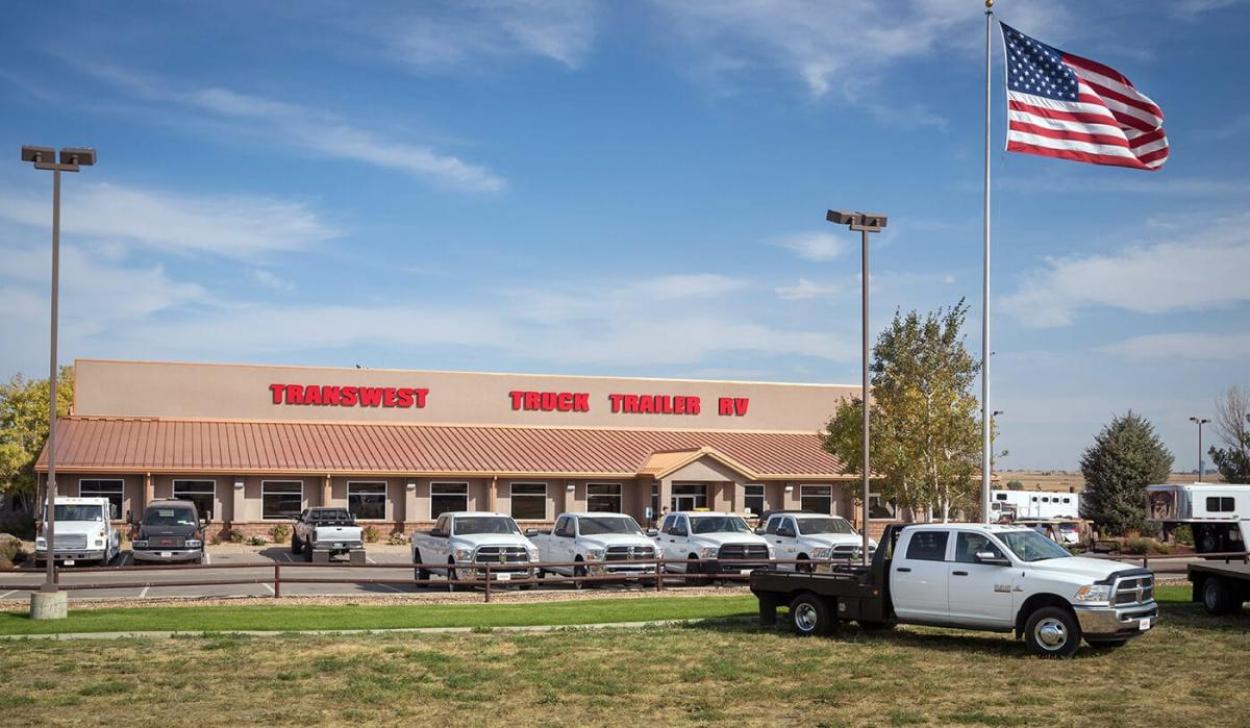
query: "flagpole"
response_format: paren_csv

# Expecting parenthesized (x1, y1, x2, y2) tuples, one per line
(981, 0, 994, 524)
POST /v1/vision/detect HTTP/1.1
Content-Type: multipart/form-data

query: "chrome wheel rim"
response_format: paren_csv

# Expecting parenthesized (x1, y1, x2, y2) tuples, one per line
(1035, 617, 1068, 650)
(1204, 583, 1219, 610)
(794, 603, 819, 632)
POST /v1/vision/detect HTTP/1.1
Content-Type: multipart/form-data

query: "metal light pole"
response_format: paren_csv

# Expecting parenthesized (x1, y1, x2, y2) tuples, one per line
(827, 210, 887, 566)
(20, 146, 95, 611)
(1189, 416, 1211, 481)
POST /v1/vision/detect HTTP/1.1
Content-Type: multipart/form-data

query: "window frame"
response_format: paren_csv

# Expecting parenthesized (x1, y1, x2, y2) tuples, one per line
(509, 481, 548, 521)
(586, 482, 622, 513)
(172, 479, 216, 521)
(430, 481, 470, 519)
(261, 480, 304, 520)
(744, 484, 766, 516)
(78, 478, 125, 519)
(347, 480, 388, 521)
(799, 484, 834, 515)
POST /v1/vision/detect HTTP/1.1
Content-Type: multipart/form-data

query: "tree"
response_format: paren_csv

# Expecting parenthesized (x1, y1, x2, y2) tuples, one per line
(821, 300, 983, 521)
(1209, 386, 1250, 483)
(1006, 480, 1024, 491)
(0, 367, 74, 513)
(1079, 411, 1172, 536)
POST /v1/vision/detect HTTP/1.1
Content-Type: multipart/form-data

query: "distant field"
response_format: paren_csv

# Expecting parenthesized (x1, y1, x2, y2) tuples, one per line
(0, 586, 1244, 727)
(997, 471, 1218, 493)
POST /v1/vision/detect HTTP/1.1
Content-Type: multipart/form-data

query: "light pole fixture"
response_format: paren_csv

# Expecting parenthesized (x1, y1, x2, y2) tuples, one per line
(20, 145, 96, 613)
(826, 209, 887, 565)
(1189, 416, 1211, 482)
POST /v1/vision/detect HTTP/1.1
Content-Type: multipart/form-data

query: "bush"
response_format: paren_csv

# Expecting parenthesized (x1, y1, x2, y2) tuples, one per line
(387, 531, 407, 546)
(247, 535, 270, 546)
(0, 533, 25, 567)
(1006, 480, 1024, 491)
(1124, 538, 1152, 555)
(363, 525, 380, 544)
(0, 515, 35, 540)
(269, 524, 291, 544)
(1173, 524, 1194, 546)
(228, 530, 245, 544)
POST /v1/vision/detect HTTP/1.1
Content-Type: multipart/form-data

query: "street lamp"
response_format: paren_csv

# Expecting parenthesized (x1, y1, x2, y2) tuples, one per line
(826, 209, 887, 565)
(20, 145, 95, 619)
(1189, 416, 1211, 482)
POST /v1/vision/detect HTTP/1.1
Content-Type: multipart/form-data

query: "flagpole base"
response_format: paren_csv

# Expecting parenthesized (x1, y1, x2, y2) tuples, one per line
(29, 590, 68, 621)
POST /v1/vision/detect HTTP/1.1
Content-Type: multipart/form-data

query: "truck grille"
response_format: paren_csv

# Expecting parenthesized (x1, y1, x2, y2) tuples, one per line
(718, 544, 770, 561)
(57, 534, 88, 550)
(605, 545, 656, 561)
(150, 535, 186, 548)
(474, 546, 529, 564)
(1114, 575, 1155, 605)
(831, 544, 859, 556)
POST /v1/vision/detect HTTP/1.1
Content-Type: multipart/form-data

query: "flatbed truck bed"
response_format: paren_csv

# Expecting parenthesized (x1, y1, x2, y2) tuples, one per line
(1188, 560, 1250, 615)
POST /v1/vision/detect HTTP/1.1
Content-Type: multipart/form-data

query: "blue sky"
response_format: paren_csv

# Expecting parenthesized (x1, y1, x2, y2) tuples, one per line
(2, 0, 1248, 470)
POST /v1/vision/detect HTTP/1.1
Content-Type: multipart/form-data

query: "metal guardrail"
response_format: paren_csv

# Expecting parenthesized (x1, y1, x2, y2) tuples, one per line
(0, 557, 851, 603)
(1082, 550, 1249, 570)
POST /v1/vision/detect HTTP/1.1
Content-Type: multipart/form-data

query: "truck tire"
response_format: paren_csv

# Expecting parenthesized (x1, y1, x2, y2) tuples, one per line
(684, 556, 702, 586)
(790, 593, 835, 636)
(414, 550, 430, 585)
(304, 543, 313, 562)
(447, 559, 460, 592)
(573, 559, 587, 590)
(796, 555, 813, 573)
(291, 535, 302, 555)
(1023, 606, 1081, 658)
(1202, 576, 1237, 615)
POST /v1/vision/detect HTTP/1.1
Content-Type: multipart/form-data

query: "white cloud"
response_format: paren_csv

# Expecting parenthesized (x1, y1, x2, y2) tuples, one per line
(776, 232, 845, 262)
(0, 181, 337, 261)
(1171, 0, 1244, 20)
(629, 274, 747, 300)
(248, 269, 296, 292)
(1003, 213, 1250, 327)
(776, 278, 839, 301)
(1100, 332, 1250, 362)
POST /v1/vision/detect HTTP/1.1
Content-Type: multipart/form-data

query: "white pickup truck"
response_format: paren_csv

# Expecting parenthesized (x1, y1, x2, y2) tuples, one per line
(751, 523, 1158, 657)
(411, 511, 538, 590)
(530, 512, 658, 586)
(760, 512, 876, 570)
(655, 511, 774, 576)
(291, 507, 366, 563)
(35, 496, 121, 566)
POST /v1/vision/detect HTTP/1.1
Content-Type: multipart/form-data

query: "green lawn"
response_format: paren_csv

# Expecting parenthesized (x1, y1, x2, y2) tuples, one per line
(0, 585, 1244, 727)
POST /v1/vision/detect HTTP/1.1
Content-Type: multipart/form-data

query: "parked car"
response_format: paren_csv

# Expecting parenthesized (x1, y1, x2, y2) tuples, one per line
(131, 499, 207, 563)
(751, 523, 1157, 657)
(411, 511, 538, 590)
(759, 512, 875, 570)
(654, 511, 774, 576)
(292, 507, 366, 563)
(530, 512, 658, 587)
(35, 497, 120, 566)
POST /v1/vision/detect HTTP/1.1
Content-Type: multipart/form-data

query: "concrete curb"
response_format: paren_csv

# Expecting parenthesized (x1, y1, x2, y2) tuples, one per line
(0, 616, 754, 641)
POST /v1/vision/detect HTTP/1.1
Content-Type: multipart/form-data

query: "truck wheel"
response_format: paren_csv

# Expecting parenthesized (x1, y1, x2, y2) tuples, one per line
(789, 593, 835, 636)
(193, 551, 204, 565)
(1024, 606, 1080, 658)
(796, 555, 813, 573)
(684, 556, 702, 586)
(291, 536, 302, 555)
(1202, 576, 1236, 615)
(573, 560, 587, 590)
(447, 560, 460, 592)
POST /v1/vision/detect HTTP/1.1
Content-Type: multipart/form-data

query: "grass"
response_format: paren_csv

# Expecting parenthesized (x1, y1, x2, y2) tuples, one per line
(0, 585, 1244, 727)
(0, 595, 758, 635)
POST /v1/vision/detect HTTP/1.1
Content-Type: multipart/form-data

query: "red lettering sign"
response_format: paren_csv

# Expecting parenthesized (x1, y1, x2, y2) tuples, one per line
(718, 397, 750, 416)
(607, 394, 703, 416)
(270, 384, 428, 409)
(510, 391, 592, 413)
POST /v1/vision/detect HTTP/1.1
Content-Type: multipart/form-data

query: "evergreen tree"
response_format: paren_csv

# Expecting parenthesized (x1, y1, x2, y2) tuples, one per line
(1079, 411, 1172, 535)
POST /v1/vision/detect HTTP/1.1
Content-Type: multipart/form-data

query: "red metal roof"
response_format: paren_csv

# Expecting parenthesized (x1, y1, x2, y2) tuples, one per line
(36, 417, 847, 479)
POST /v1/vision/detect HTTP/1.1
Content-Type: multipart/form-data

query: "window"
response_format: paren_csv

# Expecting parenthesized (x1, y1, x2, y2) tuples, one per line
(650, 484, 659, 521)
(671, 483, 708, 511)
(904, 531, 949, 561)
(79, 479, 123, 519)
(431, 482, 469, 519)
(995, 493, 1008, 501)
(348, 481, 387, 520)
(510, 482, 547, 520)
(262, 481, 302, 520)
(173, 480, 215, 521)
(955, 532, 1005, 563)
(800, 485, 833, 514)
(775, 517, 797, 538)
(587, 483, 621, 513)
(1062, 497, 1071, 504)
(745, 484, 765, 516)
(554, 516, 576, 538)
(868, 492, 896, 520)
(1207, 496, 1235, 513)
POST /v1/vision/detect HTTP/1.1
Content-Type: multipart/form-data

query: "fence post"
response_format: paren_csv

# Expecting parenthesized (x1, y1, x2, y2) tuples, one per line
(655, 557, 663, 592)
(274, 562, 280, 599)
(1142, 555, 1148, 570)
(484, 564, 491, 603)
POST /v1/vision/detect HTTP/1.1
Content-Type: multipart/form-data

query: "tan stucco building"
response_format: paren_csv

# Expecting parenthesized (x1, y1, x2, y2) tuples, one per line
(36, 359, 862, 536)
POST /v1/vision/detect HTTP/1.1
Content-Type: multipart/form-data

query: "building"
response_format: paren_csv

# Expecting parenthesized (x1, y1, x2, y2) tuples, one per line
(36, 359, 866, 537)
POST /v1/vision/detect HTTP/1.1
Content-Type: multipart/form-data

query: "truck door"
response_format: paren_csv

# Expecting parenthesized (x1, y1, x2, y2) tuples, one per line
(554, 516, 577, 571)
(947, 531, 1016, 628)
(889, 530, 951, 622)
(773, 517, 799, 562)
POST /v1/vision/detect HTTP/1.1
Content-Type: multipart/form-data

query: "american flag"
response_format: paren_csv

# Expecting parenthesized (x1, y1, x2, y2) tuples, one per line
(1000, 23, 1168, 170)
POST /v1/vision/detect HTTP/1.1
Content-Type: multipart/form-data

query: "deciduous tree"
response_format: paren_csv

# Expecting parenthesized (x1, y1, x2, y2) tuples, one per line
(0, 367, 74, 513)
(1209, 386, 1250, 483)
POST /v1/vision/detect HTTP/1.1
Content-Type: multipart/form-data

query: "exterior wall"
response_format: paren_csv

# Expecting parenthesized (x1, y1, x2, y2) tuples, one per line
(73, 359, 856, 433)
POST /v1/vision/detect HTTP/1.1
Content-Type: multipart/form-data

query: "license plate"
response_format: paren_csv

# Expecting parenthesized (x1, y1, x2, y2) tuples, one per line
(739, 569, 753, 575)
(1138, 618, 1151, 631)
(496, 572, 512, 581)
(159, 552, 172, 558)
(64, 559, 75, 566)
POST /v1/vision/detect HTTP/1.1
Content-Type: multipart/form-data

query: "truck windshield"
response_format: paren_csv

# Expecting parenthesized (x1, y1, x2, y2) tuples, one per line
(143, 507, 197, 527)
(797, 518, 854, 535)
(310, 509, 352, 522)
(454, 517, 521, 536)
(998, 530, 1071, 562)
(578, 516, 643, 536)
(690, 516, 751, 534)
(53, 505, 104, 522)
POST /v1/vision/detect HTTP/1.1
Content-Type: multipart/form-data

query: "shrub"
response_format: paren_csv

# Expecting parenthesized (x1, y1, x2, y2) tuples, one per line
(247, 535, 270, 546)
(0, 515, 35, 540)
(1173, 524, 1194, 546)
(0, 533, 25, 567)
(228, 530, 245, 544)
(1006, 480, 1024, 491)
(1124, 537, 1152, 555)
(387, 531, 407, 546)
(270, 524, 291, 544)
(363, 525, 380, 544)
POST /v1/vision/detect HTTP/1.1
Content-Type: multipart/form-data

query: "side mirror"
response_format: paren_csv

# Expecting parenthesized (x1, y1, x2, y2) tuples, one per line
(524, 528, 539, 537)
(646, 528, 658, 537)
(975, 551, 1010, 566)
(754, 527, 766, 535)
